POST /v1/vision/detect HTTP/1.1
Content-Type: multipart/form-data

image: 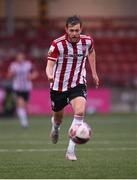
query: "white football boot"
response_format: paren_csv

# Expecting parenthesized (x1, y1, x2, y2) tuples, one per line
(66, 151, 77, 161)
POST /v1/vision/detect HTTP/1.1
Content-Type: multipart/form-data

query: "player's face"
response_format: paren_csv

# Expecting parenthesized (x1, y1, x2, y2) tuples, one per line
(16, 53, 25, 63)
(66, 24, 82, 43)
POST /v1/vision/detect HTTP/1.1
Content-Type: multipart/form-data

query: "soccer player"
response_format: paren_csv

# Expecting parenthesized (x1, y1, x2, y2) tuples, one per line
(8, 52, 38, 128)
(46, 15, 99, 160)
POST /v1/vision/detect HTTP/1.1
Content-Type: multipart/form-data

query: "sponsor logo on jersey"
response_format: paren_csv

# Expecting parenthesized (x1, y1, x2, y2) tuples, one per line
(64, 53, 83, 59)
(48, 45, 55, 56)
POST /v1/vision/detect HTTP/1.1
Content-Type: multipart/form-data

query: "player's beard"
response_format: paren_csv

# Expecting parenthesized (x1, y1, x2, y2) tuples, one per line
(71, 36, 79, 43)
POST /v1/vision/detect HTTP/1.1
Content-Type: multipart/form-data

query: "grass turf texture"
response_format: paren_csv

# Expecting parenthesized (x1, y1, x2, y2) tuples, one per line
(0, 113, 137, 179)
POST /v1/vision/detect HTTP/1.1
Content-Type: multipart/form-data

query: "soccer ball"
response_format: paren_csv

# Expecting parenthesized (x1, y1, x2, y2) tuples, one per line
(69, 122, 91, 144)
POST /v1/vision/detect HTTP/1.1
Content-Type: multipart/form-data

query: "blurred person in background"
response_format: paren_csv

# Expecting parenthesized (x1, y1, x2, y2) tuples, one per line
(46, 15, 99, 160)
(8, 52, 38, 128)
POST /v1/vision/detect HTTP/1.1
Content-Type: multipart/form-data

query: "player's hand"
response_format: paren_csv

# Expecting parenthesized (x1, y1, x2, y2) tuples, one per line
(92, 73, 99, 88)
(47, 75, 54, 83)
(27, 74, 32, 80)
(28, 72, 38, 80)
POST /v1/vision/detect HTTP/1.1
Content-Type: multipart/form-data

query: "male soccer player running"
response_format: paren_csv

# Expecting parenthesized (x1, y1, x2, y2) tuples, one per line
(8, 52, 38, 128)
(46, 15, 99, 160)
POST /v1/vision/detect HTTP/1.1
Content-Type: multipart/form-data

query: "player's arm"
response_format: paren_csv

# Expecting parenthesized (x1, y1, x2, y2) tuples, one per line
(28, 65, 39, 81)
(7, 65, 15, 79)
(46, 60, 56, 83)
(8, 71, 15, 79)
(46, 42, 59, 83)
(88, 49, 99, 88)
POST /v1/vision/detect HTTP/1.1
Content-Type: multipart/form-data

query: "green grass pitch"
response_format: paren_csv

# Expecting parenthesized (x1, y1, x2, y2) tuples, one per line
(0, 113, 137, 179)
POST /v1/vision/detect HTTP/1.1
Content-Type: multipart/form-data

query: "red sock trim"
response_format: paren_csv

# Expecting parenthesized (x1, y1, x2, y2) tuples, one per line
(74, 115, 84, 120)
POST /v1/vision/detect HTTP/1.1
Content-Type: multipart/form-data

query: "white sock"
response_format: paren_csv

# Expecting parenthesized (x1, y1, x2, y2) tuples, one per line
(67, 139, 76, 153)
(69, 115, 84, 131)
(16, 107, 28, 128)
(67, 115, 84, 153)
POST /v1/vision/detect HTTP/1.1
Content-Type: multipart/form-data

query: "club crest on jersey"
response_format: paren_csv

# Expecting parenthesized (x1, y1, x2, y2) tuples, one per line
(82, 89, 87, 98)
(51, 101, 55, 107)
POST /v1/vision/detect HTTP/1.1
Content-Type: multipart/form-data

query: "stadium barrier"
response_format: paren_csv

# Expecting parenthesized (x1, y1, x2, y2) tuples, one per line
(27, 88, 111, 115)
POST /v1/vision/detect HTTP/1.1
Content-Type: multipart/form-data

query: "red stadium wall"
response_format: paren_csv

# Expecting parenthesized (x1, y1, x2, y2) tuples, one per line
(0, 0, 137, 18)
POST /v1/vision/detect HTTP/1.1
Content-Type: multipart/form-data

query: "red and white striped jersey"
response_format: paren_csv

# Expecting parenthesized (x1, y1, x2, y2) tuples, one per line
(9, 60, 33, 91)
(47, 34, 94, 92)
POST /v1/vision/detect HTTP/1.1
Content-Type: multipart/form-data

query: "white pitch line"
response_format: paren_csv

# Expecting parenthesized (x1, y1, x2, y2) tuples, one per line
(0, 147, 137, 153)
(0, 140, 136, 145)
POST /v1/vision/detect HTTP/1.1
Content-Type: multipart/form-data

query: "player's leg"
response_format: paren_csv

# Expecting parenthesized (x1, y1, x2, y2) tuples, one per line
(66, 84, 87, 160)
(50, 109, 64, 144)
(50, 90, 68, 143)
(66, 96, 86, 160)
(16, 96, 29, 128)
(70, 96, 86, 122)
(52, 109, 64, 126)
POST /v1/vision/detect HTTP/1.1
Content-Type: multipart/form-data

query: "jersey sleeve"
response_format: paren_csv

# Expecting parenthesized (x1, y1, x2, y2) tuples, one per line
(9, 63, 15, 73)
(47, 41, 59, 62)
(89, 37, 94, 53)
(27, 61, 33, 72)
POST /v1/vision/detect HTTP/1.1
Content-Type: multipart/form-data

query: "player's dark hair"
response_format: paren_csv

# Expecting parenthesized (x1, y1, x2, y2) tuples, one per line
(66, 15, 82, 27)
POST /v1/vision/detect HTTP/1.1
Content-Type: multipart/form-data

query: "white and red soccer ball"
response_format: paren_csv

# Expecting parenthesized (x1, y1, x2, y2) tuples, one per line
(69, 122, 92, 144)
